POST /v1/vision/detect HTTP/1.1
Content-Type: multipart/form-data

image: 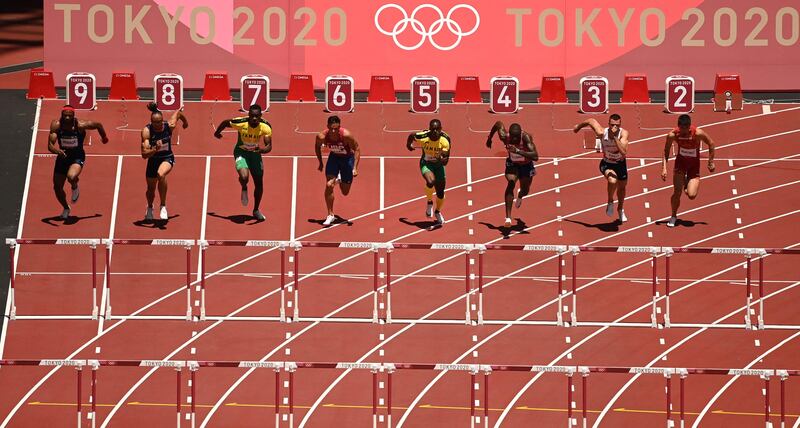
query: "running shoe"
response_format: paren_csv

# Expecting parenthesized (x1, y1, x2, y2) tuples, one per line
(322, 214, 336, 226)
(605, 202, 614, 217)
(159, 206, 168, 220)
(145, 207, 153, 221)
(241, 188, 248, 206)
(425, 201, 434, 218)
(60, 207, 70, 220)
(515, 193, 523, 209)
(70, 185, 80, 203)
(619, 210, 628, 223)
(667, 216, 678, 227)
(434, 210, 445, 225)
(253, 210, 265, 221)
(504, 217, 512, 227)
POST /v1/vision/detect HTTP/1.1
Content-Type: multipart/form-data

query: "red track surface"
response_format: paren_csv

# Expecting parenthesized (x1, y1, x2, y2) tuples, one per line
(1, 100, 799, 427)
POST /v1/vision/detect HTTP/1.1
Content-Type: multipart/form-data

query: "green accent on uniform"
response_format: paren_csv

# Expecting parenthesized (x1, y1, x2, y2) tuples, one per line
(420, 158, 446, 182)
(233, 147, 264, 176)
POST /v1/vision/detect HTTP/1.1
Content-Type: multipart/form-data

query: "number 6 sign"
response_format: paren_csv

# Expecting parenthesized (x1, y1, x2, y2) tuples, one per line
(66, 72, 96, 110)
(240, 74, 270, 112)
(579, 76, 608, 114)
(325, 75, 354, 113)
(665, 75, 694, 114)
(411, 75, 439, 113)
(154, 73, 184, 111)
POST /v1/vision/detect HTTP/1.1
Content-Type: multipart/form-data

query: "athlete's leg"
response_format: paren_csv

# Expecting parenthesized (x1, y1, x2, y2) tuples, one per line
(685, 177, 700, 200)
(671, 172, 686, 217)
(156, 161, 173, 207)
(252, 171, 264, 211)
(53, 172, 69, 210)
(504, 173, 517, 219)
(325, 175, 337, 216)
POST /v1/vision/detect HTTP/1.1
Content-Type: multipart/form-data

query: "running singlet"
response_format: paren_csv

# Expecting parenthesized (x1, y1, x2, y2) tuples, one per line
(601, 127, 626, 163)
(323, 127, 352, 156)
(673, 126, 700, 158)
(56, 125, 85, 151)
(146, 123, 173, 158)
(416, 130, 451, 162)
(503, 134, 532, 164)
(230, 117, 272, 151)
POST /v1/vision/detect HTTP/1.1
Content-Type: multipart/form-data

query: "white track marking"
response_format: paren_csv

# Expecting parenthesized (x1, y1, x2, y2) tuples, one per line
(96, 155, 123, 334)
(198, 156, 211, 283)
(379, 156, 385, 211)
(290, 156, 298, 241)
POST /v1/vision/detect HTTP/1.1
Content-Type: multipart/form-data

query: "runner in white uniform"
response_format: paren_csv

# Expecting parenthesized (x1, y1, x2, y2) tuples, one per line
(574, 114, 630, 223)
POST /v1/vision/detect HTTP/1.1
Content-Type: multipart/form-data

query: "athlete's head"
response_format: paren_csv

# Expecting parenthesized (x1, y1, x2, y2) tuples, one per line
(608, 114, 622, 135)
(60, 105, 76, 128)
(677, 114, 691, 128)
(509, 123, 522, 143)
(145, 102, 164, 130)
(327, 115, 341, 134)
(429, 119, 442, 140)
(248, 104, 263, 128)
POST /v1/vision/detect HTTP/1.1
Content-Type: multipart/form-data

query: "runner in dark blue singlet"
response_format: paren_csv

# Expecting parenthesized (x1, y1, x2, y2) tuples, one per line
(140, 102, 188, 221)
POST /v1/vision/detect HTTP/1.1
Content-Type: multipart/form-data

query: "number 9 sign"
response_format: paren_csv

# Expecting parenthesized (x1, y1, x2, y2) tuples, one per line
(665, 75, 694, 114)
(66, 72, 96, 110)
(154, 73, 184, 111)
(579, 76, 608, 114)
(410, 75, 439, 113)
(325, 75, 354, 113)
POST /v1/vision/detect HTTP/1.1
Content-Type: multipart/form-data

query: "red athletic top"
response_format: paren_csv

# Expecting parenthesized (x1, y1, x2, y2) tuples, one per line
(503, 134, 531, 165)
(673, 126, 700, 159)
(323, 127, 352, 156)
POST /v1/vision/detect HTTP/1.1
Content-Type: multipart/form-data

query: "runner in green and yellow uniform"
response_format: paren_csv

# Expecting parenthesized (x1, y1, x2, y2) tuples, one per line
(213, 104, 272, 221)
(406, 119, 451, 226)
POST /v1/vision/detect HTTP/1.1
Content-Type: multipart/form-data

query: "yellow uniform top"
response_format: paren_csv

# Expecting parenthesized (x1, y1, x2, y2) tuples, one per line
(415, 130, 451, 163)
(229, 117, 272, 150)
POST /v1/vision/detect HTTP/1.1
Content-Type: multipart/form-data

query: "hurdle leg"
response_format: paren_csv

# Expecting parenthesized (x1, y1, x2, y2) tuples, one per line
(571, 249, 579, 326)
(758, 255, 765, 329)
(484, 370, 490, 427)
(386, 249, 393, 323)
(76, 366, 82, 428)
(91, 365, 97, 428)
(8, 243, 16, 319)
(104, 243, 112, 318)
(745, 253, 753, 330)
(280, 246, 286, 322)
(665, 251, 672, 328)
(199, 243, 206, 321)
(176, 368, 182, 428)
(289, 369, 295, 428)
(567, 373, 574, 428)
(373, 249, 379, 323)
(91, 244, 98, 320)
(387, 370, 394, 428)
(765, 376, 771, 428)
(557, 251, 564, 326)
(293, 246, 300, 321)
(470, 372, 476, 428)
(680, 372, 686, 428)
(651, 251, 658, 328)
(465, 251, 472, 325)
(666, 374, 672, 428)
(274, 369, 280, 428)
(186, 245, 192, 321)
(582, 371, 588, 428)
(478, 250, 484, 325)
(372, 370, 378, 428)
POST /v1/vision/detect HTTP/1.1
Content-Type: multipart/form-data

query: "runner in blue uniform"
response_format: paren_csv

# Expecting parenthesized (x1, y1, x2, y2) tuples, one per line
(140, 102, 188, 220)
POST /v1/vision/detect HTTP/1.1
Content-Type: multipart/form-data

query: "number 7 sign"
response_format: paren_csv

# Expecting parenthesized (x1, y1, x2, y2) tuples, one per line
(240, 74, 270, 112)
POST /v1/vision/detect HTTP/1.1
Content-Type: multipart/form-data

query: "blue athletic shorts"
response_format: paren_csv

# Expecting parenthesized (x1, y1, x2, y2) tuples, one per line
(325, 154, 355, 184)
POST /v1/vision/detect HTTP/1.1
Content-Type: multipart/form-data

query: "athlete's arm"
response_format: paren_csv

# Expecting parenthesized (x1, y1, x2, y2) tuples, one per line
(406, 132, 417, 151)
(80, 120, 109, 144)
(573, 118, 604, 136)
(169, 110, 189, 130)
(213, 119, 231, 139)
(661, 133, 675, 181)
(315, 133, 325, 171)
(259, 135, 272, 154)
(698, 129, 716, 172)
(141, 127, 157, 159)
(614, 128, 629, 155)
(487, 121, 507, 148)
(345, 133, 360, 177)
(48, 120, 66, 157)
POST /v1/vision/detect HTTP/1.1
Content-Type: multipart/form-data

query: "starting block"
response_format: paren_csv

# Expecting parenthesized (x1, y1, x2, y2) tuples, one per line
(287, 74, 315, 102)
(367, 75, 397, 102)
(201, 71, 231, 101)
(713, 73, 742, 113)
(26, 68, 56, 99)
(620, 73, 650, 103)
(538, 75, 567, 103)
(452, 76, 481, 103)
(108, 72, 139, 100)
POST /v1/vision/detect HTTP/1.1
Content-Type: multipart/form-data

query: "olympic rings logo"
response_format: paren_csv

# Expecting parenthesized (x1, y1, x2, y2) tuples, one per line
(374, 4, 480, 51)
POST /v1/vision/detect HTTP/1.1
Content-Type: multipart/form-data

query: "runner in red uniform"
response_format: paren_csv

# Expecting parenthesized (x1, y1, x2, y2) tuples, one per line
(315, 115, 360, 226)
(661, 114, 716, 227)
(486, 121, 539, 227)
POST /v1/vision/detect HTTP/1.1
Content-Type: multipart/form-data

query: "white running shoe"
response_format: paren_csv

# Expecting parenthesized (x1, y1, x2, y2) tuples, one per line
(667, 216, 678, 228)
(605, 202, 614, 217)
(504, 217, 512, 227)
(253, 210, 265, 221)
(70, 185, 80, 203)
(241, 189, 249, 206)
(619, 210, 628, 223)
(323, 214, 335, 226)
(159, 205, 168, 220)
(434, 211, 445, 225)
(425, 201, 434, 218)
(145, 207, 153, 221)
(60, 207, 70, 220)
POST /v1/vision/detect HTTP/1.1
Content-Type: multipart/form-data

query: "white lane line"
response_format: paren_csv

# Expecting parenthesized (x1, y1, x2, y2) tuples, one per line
(96, 155, 123, 334)
(0, 98, 40, 359)
(466, 157, 472, 185)
(198, 156, 211, 283)
(290, 156, 298, 241)
(379, 156, 385, 211)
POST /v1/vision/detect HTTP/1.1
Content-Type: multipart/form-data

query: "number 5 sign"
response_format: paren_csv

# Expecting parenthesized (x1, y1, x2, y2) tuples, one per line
(325, 75, 354, 113)
(66, 72, 96, 110)
(579, 76, 608, 114)
(154, 73, 184, 111)
(490, 76, 519, 114)
(665, 75, 694, 114)
(411, 76, 439, 113)
(240, 74, 270, 112)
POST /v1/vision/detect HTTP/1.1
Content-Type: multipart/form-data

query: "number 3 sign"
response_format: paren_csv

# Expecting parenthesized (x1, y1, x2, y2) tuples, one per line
(579, 76, 608, 114)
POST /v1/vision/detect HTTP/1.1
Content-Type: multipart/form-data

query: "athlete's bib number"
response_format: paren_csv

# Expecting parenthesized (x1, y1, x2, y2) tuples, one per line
(156, 139, 170, 152)
(679, 147, 697, 157)
(508, 149, 526, 163)
(60, 136, 79, 149)
(328, 143, 348, 155)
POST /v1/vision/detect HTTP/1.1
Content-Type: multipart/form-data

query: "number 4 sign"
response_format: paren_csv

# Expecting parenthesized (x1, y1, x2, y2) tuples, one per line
(325, 75, 354, 113)
(153, 73, 184, 111)
(490, 76, 519, 113)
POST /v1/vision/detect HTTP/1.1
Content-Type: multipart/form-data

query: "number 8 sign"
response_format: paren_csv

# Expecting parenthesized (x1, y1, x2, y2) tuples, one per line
(66, 72, 96, 110)
(410, 76, 439, 113)
(325, 75, 354, 113)
(154, 73, 184, 111)
(579, 76, 608, 114)
(490, 76, 519, 114)
(665, 75, 694, 114)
